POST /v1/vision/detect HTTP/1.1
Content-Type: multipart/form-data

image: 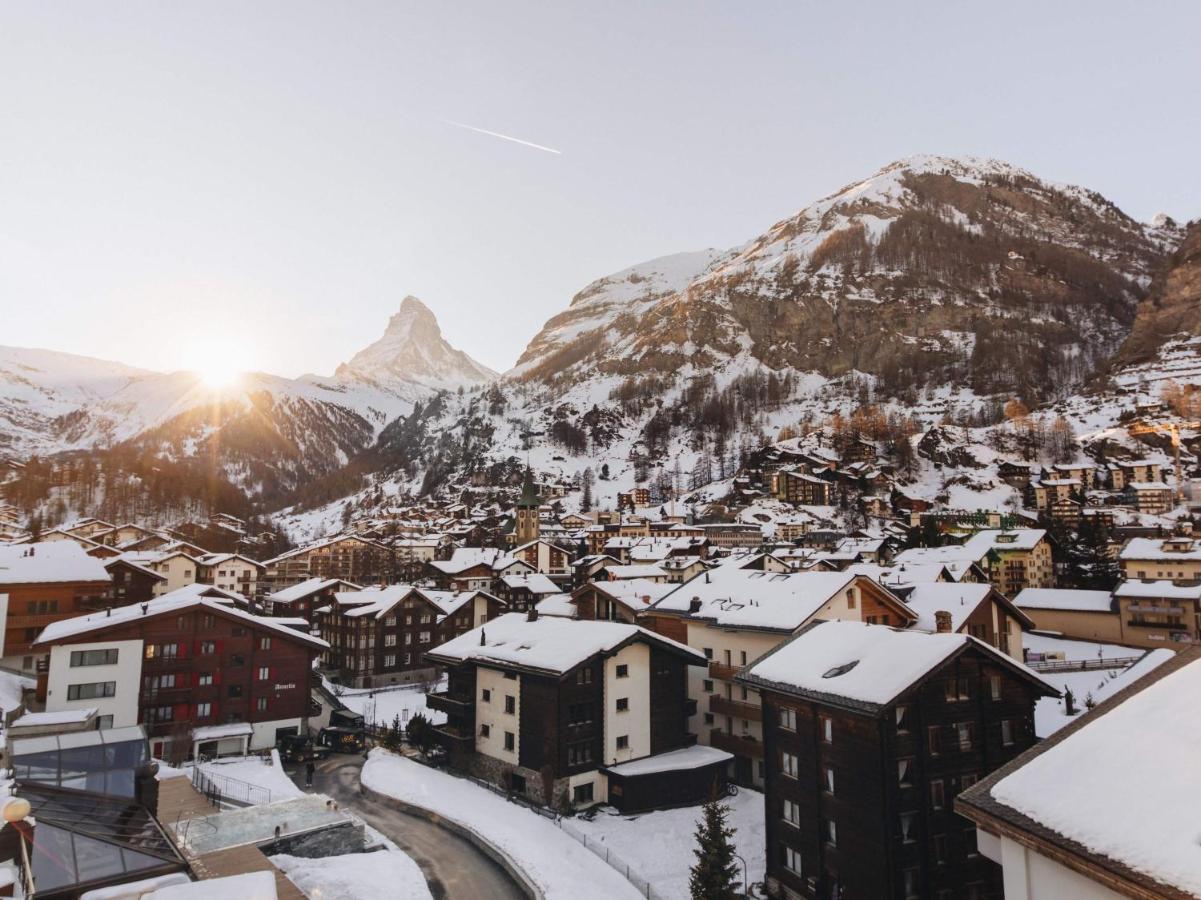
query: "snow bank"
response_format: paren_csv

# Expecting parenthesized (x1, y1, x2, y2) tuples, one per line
(568, 790, 766, 899)
(361, 750, 642, 899)
(196, 752, 302, 801)
(273, 849, 432, 900)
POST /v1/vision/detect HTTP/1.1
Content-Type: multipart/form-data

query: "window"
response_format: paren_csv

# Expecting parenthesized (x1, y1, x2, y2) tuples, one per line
(927, 724, 942, 756)
(778, 707, 797, 731)
(823, 766, 835, 795)
(230, 654, 244, 666)
(703, 647, 713, 660)
(384, 615, 396, 626)
(616, 664, 629, 678)
(228, 685, 242, 698)
(258, 666, 270, 681)
(67, 681, 116, 700)
(503, 671, 517, 680)
(384, 654, 396, 667)
(903, 867, 920, 900)
(572, 782, 594, 804)
(702, 679, 714, 693)
(504, 732, 515, 752)
(200, 640, 216, 655)
(504, 695, 515, 714)
(198, 673, 213, 686)
(900, 812, 916, 843)
(823, 818, 837, 846)
(202, 615, 215, 629)
(782, 845, 802, 876)
(781, 751, 798, 779)
(989, 674, 1002, 700)
(404, 633, 413, 645)
(145, 643, 178, 660)
(196, 702, 212, 718)
(930, 779, 945, 810)
(482, 688, 492, 702)
(257, 697, 268, 712)
(956, 721, 975, 751)
(895, 705, 910, 732)
(419, 631, 431, 644)
(782, 799, 801, 827)
(845, 588, 856, 609)
(576, 668, 593, 685)
(568, 742, 593, 765)
(568, 702, 593, 726)
(933, 833, 948, 865)
(70, 648, 118, 667)
(1001, 718, 1015, 746)
(96, 715, 114, 729)
(898, 758, 914, 787)
(960, 772, 978, 790)
(616, 735, 629, 750)
(480, 724, 491, 738)
(616, 697, 629, 712)
(945, 676, 971, 702)
(819, 715, 832, 744)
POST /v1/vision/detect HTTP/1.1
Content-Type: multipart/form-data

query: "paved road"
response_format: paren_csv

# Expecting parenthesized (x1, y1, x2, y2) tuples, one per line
(288, 755, 526, 900)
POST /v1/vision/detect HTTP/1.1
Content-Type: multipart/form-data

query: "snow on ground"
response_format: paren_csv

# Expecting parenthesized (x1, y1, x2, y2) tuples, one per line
(336, 679, 447, 727)
(273, 849, 432, 900)
(0, 670, 33, 715)
(1035, 649, 1175, 738)
(361, 750, 643, 899)
(197, 752, 303, 800)
(569, 790, 765, 899)
(153, 759, 188, 780)
(1022, 632, 1142, 662)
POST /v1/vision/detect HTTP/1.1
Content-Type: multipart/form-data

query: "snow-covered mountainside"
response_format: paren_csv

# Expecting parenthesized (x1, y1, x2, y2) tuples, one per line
(334, 295, 496, 390)
(513, 155, 1181, 401)
(0, 298, 488, 504)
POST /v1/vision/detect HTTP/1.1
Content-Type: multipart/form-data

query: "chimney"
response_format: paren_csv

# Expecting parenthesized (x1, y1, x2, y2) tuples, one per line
(140, 603, 149, 616)
(689, 597, 702, 614)
(704, 571, 710, 584)
(479, 629, 486, 646)
(934, 610, 953, 633)
(135, 762, 160, 814)
(527, 606, 538, 622)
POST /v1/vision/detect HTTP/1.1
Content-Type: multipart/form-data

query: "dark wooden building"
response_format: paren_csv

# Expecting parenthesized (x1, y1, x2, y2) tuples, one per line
(426, 611, 722, 812)
(738, 619, 1056, 900)
(103, 558, 166, 606)
(263, 534, 395, 592)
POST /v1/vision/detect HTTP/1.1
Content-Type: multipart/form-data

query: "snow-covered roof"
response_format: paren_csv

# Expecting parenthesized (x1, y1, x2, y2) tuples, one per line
(499, 573, 561, 594)
(743, 620, 1054, 710)
(1014, 588, 1114, 612)
(1113, 580, 1201, 600)
(1127, 480, 1171, 491)
(587, 578, 676, 610)
(533, 593, 577, 618)
(11, 708, 96, 728)
(35, 585, 329, 650)
(651, 566, 909, 632)
(601, 564, 667, 580)
(429, 547, 527, 575)
(1119, 537, 1201, 561)
(427, 612, 704, 675)
(987, 652, 1200, 896)
(340, 585, 489, 621)
(602, 744, 732, 778)
(269, 577, 361, 604)
(191, 722, 254, 740)
(0, 541, 111, 584)
(902, 583, 995, 633)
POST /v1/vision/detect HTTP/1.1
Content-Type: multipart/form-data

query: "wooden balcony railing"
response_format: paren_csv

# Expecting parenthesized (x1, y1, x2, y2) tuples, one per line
(708, 661, 741, 681)
(709, 694, 761, 722)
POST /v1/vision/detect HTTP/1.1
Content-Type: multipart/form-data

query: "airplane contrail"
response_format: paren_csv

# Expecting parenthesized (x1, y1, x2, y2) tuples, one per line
(443, 120, 562, 155)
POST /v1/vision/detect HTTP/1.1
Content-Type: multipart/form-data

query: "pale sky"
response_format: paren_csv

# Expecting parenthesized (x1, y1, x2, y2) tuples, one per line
(2, 1, 1198, 378)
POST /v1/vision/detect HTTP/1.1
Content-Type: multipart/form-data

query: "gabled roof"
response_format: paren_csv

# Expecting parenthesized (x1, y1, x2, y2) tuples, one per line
(649, 566, 915, 632)
(740, 620, 1056, 714)
(499, 572, 561, 594)
(429, 546, 530, 575)
(578, 578, 676, 612)
(269, 577, 362, 603)
(426, 612, 704, 675)
(902, 582, 1035, 633)
(1014, 587, 1115, 612)
(35, 584, 328, 649)
(958, 648, 1200, 899)
(336, 584, 499, 621)
(0, 541, 111, 584)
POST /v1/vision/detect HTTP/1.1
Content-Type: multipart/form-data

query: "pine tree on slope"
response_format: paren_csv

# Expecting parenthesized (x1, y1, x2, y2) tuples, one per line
(689, 798, 740, 900)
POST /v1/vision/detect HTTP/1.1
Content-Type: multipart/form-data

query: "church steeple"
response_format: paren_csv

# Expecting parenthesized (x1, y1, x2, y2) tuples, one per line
(514, 468, 541, 544)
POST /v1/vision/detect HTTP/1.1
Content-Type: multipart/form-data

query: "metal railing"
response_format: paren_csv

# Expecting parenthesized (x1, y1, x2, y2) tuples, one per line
(1025, 656, 1141, 673)
(190, 764, 274, 807)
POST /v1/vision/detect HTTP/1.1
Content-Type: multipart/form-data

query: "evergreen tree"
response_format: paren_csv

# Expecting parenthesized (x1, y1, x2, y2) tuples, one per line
(580, 468, 594, 512)
(689, 798, 740, 900)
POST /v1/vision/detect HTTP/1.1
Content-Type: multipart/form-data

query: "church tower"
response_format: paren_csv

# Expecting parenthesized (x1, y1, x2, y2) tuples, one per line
(514, 469, 541, 545)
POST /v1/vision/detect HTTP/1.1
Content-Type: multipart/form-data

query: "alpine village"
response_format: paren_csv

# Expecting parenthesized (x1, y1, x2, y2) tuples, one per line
(3, 7, 1201, 899)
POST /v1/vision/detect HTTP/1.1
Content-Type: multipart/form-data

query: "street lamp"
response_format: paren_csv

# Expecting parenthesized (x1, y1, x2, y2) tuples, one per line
(734, 851, 749, 897)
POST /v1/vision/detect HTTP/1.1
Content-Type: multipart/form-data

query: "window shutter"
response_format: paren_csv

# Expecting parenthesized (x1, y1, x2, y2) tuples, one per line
(213, 669, 222, 685)
(173, 702, 188, 720)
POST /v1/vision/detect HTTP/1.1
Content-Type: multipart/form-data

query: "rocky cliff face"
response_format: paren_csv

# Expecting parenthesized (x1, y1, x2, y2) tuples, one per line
(1111, 221, 1201, 368)
(335, 296, 496, 389)
(512, 155, 1181, 402)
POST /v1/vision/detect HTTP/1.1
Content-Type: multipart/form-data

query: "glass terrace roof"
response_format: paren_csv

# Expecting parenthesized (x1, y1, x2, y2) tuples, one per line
(9, 726, 149, 798)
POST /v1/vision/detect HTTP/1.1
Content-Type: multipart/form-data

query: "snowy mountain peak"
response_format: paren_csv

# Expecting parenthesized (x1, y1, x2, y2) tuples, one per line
(336, 297, 497, 389)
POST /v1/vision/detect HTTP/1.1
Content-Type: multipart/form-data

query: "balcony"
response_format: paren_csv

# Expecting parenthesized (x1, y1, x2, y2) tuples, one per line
(708, 661, 741, 681)
(431, 724, 475, 746)
(1127, 619, 1191, 632)
(426, 691, 473, 716)
(684, 698, 698, 718)
(709, 694, 762, 722)
(710, 728, 762, 759)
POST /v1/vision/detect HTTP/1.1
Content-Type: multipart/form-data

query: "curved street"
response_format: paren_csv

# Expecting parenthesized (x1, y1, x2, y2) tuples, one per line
(289, 754, 526, 900)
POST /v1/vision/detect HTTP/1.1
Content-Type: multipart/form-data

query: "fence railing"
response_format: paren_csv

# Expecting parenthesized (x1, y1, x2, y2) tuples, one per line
(190, 764, 273, 807)
(1026, 656, 1141, 673)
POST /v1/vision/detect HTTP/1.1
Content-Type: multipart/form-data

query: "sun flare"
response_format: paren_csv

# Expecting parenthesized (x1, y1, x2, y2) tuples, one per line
(192, 352, 244, 389)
